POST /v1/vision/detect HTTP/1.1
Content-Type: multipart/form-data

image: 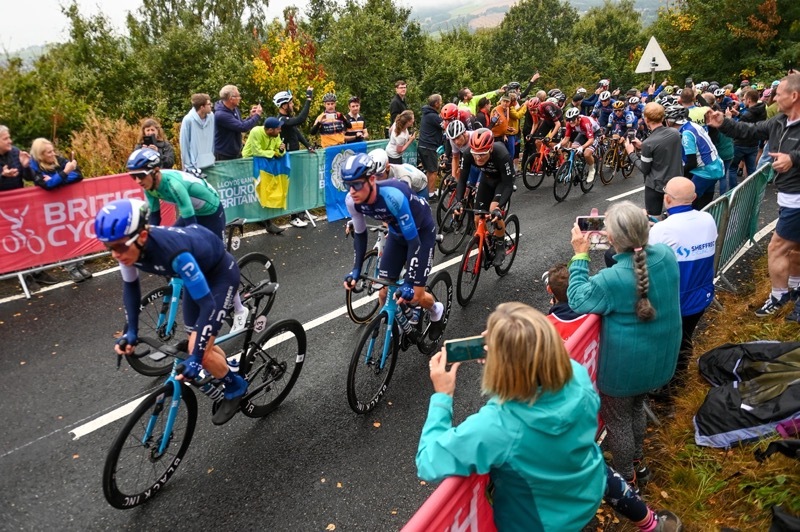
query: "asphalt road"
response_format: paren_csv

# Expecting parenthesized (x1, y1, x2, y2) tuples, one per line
(0, 172, 778, 531)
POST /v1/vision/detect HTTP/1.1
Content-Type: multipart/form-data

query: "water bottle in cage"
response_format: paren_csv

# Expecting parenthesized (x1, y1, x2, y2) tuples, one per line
(227, 352, 242, 373)
(396, 304, 415, 336)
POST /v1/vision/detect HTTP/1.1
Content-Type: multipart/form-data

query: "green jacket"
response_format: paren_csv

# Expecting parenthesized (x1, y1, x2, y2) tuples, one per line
(147, 169, 221, 222)
(242, 126, 286, 159)
(458, 89, 499, 117)
(416, 361, 606, 531)
(567, 244, 681, 397)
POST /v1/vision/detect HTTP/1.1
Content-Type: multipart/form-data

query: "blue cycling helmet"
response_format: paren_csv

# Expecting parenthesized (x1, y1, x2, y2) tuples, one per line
(94, 199, 150, 242)
(126, 148, 161, 171)
(340, 153, 374, 182)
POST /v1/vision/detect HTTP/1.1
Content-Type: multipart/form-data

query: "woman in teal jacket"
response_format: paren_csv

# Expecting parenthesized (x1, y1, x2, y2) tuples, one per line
(416, 303, 682, 531)
(567, 200, 681, 487)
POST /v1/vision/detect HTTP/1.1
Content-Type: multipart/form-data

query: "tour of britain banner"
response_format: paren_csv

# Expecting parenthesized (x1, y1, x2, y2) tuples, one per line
(323, 142, 368, 222)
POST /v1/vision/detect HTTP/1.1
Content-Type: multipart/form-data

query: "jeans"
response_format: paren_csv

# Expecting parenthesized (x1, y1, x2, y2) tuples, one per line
(722, 145, 758, 194)
(758, 141, 773, 168)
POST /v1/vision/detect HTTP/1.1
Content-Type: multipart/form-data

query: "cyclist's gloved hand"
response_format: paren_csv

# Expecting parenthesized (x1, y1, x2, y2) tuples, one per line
(543, 136, 551, 143)
(491, 208, 504, 221)
(395, 284, 415, 302)
(344, 269, 359, 289)
(453, 201, 463, 213)
(181, 354, 204, 380)
(115, 332, 137, 354)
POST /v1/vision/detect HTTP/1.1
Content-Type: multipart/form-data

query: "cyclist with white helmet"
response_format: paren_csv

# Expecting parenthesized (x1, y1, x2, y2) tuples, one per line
(591, 91, 616, 131)
(560, 107, 599, 183)
(274, 87, 315, 152)
(445, 120, 481, 187)
(369, 147, 429, 200)
(96, 199, 247, 426)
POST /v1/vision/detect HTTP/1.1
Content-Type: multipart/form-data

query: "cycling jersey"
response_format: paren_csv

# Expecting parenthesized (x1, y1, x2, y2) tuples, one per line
(457, 142, 514, 210)
(628, 103, 644, 121)
(591, 100, 616, 129)
(346, 180, 435, 286)
(565, 116, 597, 144)
(606, 110, 635, 136)
(147, 170, 221, 223)
(679, 122, 724, 180)
(532, 102, 562, 138)
(119, 224, 239, 364)
(387, 163, 428, 194)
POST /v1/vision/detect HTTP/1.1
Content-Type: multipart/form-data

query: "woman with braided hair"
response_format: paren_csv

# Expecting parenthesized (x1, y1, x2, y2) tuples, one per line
(566, 200, 681, 492)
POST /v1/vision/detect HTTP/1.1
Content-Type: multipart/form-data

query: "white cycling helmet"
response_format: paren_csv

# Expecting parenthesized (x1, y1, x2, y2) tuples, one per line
(368, 148, 389, 175)
(445, 120, 467, 140)
(599, 90, 611, 101)
(565, 107, 580, 120)
(273, 90, 293, 107)
(714, 88, 725, 98)
(675, 88, 683, 96)
(546, 97, 558, 104)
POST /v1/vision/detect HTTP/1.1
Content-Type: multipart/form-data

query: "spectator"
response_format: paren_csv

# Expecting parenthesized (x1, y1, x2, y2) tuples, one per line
(389, 80, 408, 127)
(242, 117, 286, 159)
(703, 94, 735, 194)
(343, 96, 369, 144)
(385, 110, 415, 165)
(722, 88, 767, 193)
(417, 93, 444, 198)
(274, 87, 315, 230)
(29, 138, 92, 283)
(543, 263, 588, 342)
(649, 177, 717, 389)
(624, 103, 683, 215)
(416, 302, 682, 531)
(567, 200, 681, 488)
(457, 84, 505, 116)
(474, 97, 492, 128)
(214, 84, 262, 161)
(489, 95, 511, 146)
(0, 125, 33, 192)
(310, 93, 352, 148)
(179, 93, 215, 173)
(135, 118, 175, 169)
(706, 74, 800, 318)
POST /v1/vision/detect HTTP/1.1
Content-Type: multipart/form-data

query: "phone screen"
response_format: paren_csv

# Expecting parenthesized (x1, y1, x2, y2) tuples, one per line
(445, 336, 485, 363)
(576, 215, 606, 232)
(143, 135, 155, 146)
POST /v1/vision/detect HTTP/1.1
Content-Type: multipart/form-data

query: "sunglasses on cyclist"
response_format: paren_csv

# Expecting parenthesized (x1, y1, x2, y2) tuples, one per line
(104, 233, 141, 254)
(347, 179, 369, 192)
(471, 150, 491, 158)
(129, 169, 154, 181)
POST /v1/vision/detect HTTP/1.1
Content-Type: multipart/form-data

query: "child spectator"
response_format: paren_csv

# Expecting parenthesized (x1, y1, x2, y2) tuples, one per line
(544, 263, 588, 342)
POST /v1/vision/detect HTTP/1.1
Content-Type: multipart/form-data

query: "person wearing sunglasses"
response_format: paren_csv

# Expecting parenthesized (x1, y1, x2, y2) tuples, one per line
(95, 199, 247, 426)
(126, 147, 250, 332)
(341, 153, 445, 340)
(453, 128, 515, 267)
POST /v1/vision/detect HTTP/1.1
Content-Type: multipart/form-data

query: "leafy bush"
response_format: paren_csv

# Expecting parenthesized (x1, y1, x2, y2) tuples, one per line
(70, 112, 141, 178)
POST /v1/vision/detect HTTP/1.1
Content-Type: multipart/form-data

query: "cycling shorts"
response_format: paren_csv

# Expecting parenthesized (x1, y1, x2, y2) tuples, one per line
(183, 254, 239, 334)
(475, 178, 510, 212)
(572, 134, 597, 152)
(379, 223, 436, 287)
(177, 203, 226, 241)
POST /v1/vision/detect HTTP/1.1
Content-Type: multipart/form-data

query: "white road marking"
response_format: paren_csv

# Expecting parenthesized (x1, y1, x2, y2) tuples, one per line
(606, 186, 645, 201)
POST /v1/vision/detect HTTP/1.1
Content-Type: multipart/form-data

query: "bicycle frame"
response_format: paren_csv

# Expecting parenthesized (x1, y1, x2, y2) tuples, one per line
(365, 283, 402, 372)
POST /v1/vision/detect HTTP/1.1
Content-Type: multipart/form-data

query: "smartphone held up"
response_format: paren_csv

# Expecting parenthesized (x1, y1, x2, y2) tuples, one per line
(445, 336, 486, 364)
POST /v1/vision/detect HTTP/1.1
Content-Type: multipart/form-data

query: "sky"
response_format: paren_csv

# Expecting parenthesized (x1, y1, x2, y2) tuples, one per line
(2, 0, 456, 53)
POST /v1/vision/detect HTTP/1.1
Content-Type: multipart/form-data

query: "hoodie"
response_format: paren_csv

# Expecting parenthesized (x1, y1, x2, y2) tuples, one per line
(180, 108, 216, 170)
(416, 360, 605, 532)
(418, 105, 444, 150)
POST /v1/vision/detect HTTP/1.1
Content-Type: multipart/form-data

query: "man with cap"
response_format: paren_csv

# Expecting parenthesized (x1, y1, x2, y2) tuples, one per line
(243, 117, 293, 232)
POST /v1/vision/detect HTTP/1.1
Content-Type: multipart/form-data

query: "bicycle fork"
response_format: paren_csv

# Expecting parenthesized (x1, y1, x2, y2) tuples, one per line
(143, 380, 183, 457)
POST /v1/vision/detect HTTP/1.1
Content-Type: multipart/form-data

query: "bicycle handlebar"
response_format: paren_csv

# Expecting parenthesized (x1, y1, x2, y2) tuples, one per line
(134, 336, 214, 386)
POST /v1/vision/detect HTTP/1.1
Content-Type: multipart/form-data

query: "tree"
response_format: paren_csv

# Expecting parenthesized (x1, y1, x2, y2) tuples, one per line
(127, 0, 270, 41)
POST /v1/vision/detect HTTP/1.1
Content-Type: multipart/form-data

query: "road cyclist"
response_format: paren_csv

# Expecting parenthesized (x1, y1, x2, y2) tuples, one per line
(559, 107, 599, 183)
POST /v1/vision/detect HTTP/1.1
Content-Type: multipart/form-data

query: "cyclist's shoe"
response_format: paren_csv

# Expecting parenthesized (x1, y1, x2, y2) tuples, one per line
(212, 373, 248, 426)
(653, 510, 683, 532)
(428, 190, 440, 203)
(426, 302, 445, 341)
(230, 307, 249, 334)
(23, 275, 41, 292)
(290, 216, 308, 228)
(493, 238, 506, 267)
(586, 165, 596, 183)
(755, 292, 790, 317)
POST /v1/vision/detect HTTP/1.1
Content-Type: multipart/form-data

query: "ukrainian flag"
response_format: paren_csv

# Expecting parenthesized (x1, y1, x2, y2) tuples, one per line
(253, 155, 291, 209)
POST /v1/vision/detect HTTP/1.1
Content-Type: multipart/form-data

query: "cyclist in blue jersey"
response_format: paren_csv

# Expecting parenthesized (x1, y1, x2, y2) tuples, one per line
(627, 96, 644, 132)
(96, 198, 247, 426)
(606, 101, 636, 137)
(592, 91, 616, 130)
(342, 153, 445, 339)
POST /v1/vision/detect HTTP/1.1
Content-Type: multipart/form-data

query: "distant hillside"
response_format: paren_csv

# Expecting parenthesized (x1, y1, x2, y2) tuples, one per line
(412, 0, 662, 33)
(0, 44, 52, 69)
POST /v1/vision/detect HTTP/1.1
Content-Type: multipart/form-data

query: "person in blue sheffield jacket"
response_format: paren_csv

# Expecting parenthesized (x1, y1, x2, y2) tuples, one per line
(567, 200, 681, 488)
(416, 302, 682, 532)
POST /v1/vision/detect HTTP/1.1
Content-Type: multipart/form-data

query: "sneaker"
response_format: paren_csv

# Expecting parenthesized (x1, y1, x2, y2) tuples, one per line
(755, 293, 790, 317)
(587, 166, 596, 183)
(290, 217, 308, 228)
(262, 220, 285, 235)
(653, 509, 683, 532)
(428, 190, 439, 203)
(230, 307, 249, 334)
(32, 270, 59, 285)
(65, 266, 86, 283)
(493, 238, 506, 267)
(306, 212, 319, 221)
(77, 265, 93, 280)
(23, 275, 41, 292)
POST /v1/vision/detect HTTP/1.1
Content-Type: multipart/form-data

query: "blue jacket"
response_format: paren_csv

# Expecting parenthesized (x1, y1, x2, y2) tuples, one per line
(213, 100, 261, 158)
(180, 107, 215, 170)
(30, 156, 82, 189)
(567, 244, 682, 397)
(416, 361, 606, 532)
(0, 146, 34, 191)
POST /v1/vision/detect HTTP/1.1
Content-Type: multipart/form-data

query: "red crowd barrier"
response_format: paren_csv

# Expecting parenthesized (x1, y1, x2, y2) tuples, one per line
(1, 175, 175, 276)
(402, 314, 602, 531)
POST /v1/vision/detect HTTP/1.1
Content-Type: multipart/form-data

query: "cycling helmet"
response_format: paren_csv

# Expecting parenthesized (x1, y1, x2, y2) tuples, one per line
(368, 148, 389, 175)
(697, 81, 709, 90)
(547, 88, 561, 98)
(662, 95, 678, 106)
(440, 102, 459, 121)
(740, 80, 750, 87)
(599, 90, 611, 101)
(663, 85, 674, 95)
(565, 107, 580, 121)
(664, 104, 689, 123)
(708, 84, 719, 94)
(94, 199, 149, 243)
(763, 88, 772, 98)
(469, 128, 494, 153)
(556, 92, 567, 103)
(612, 100, 625, 110)
(525, 97, 540, 111)
(546, 97, 558, 104)
(714, 88, 725, 98)
(507, 81, 521, 91)
(273, 90, 293, 107)
(457, 108, 472, 123)
(675, 89, 683, 96)
(754, 82, 764, 91)
(577, 87, 587, 95)
(772, 80, 781, 88)
(340, 153, 374, 182)
(445, 120, 467, 140)
(626, 88, 638, 96)
(628, 96, 640, 105)
(599, 79, 610, 87)
(322, 92, 337, 102)
(126, 148, 161, 171)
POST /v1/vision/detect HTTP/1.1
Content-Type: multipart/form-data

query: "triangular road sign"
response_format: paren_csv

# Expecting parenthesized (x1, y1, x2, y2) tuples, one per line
(635, 36, 671, 74)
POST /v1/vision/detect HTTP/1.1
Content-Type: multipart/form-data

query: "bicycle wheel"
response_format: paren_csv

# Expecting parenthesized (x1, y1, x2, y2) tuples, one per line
(238, 252, 278, 319)
(495, 214, 520, 276)
(239, 318, 306, 418)
(103, 381, 197, 509)
(456, 236, 483, 306)
(435, 176, 457, 225)
(417, 271, 453, 356)
(438, 204, 472, 256)
(601, 147, 617, 185)
(346, 312, 398, 413)
(345, 249, 382, 324)
(580, 160, 596, 193)
(521, 152, 545, 190)
(129, 285, 181, 377)
(553, 162, 573, 202)
(621, 151, 634, 178)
